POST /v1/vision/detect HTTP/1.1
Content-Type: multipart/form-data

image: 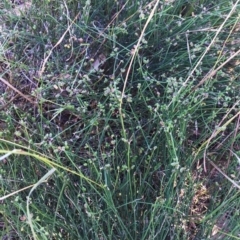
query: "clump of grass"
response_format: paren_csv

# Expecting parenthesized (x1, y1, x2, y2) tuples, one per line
(0, 0, 240, 239)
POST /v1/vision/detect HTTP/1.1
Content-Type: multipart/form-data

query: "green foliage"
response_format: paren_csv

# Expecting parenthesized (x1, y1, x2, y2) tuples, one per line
(0, 0, 239, 239)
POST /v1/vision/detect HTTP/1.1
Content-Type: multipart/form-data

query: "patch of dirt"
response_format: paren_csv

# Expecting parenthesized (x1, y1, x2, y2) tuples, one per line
(11, 0, 32, 16)
(185, 154, 240, 239)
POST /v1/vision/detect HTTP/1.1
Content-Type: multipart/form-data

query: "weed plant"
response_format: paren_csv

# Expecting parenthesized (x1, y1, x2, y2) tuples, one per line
(0, 0, 240, 239)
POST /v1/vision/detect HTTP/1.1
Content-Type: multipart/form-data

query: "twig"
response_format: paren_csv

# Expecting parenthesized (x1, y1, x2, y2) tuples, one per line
(208, 159, 240, 190)
(192, 48, 240, 91)
(228, 114, 240, 167)
(38, 12, 80, 78)
(0, 94, 19, 111)
(168, 0, 240, 107)
(201, 105, 240, 172)
(0, 76, 35, 105)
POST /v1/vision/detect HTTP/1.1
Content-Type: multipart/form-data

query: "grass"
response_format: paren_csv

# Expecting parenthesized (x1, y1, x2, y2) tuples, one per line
(0, 0, 240, 239)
